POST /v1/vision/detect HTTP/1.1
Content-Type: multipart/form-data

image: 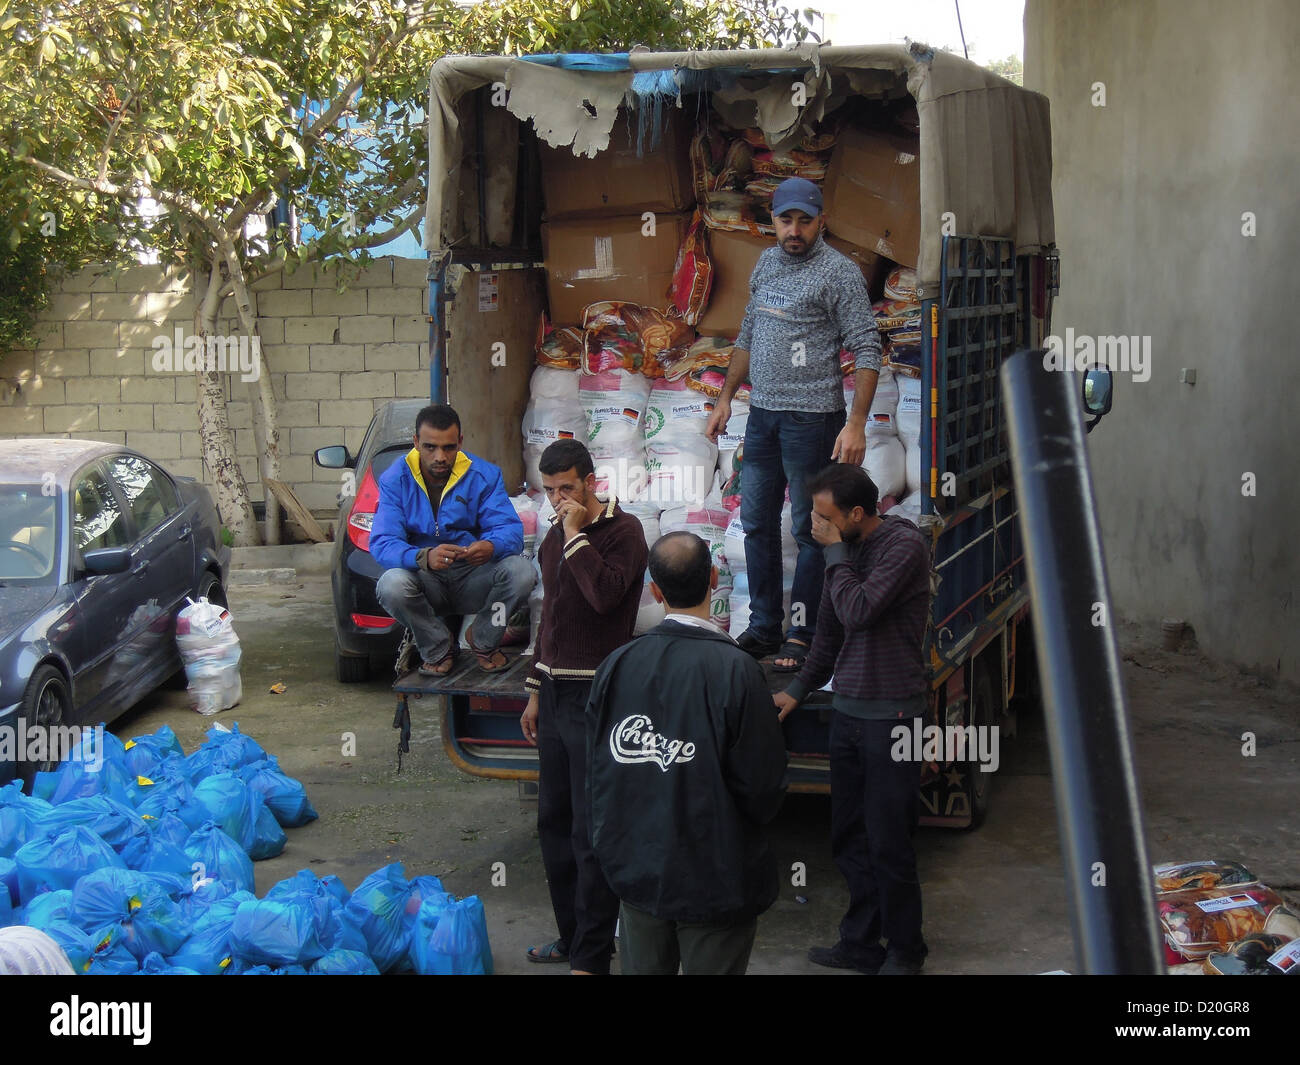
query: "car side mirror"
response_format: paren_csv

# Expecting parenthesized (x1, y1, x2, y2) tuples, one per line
(314, 445, 354, 469)
(1082, 367, 1113, 433)
(82, 547, 132, 576)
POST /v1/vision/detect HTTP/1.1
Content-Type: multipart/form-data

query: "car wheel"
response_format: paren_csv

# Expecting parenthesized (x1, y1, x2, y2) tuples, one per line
(962, 667, 997, 830)
(197, 570, 227, 608)
(18, 664, 71, 788)
(336, 641, 370, 684)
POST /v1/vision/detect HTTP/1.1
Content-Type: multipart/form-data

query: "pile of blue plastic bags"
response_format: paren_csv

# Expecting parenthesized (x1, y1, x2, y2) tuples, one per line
(0, 723, 492, 975)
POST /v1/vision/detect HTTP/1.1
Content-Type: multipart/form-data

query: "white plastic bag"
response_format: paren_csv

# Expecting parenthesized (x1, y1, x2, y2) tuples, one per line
(175, 597, 242, 716)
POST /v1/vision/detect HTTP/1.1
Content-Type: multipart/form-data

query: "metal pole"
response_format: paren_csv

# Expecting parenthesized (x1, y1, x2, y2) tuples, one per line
(1000, 349, 1164, 974)
(428, 254, 447, 404)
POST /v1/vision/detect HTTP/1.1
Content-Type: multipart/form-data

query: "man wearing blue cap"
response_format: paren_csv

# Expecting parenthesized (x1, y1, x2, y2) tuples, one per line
(705, 176, 882, 670)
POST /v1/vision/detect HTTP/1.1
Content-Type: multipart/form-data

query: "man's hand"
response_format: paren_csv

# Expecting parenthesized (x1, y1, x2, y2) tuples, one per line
(811, 511, 841, 546)
(704, 398, 731, 444)
(460, 540, 494, 566)
(555, 498, 586, 540)
(773, 691, 799, 722)
(832, 422, 867, 467)
(421, 543, 464, 571)
(520, 693, 539, 745)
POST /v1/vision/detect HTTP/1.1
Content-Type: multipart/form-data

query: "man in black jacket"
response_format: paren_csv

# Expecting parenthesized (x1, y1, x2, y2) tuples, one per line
(585, 531, 788, 974)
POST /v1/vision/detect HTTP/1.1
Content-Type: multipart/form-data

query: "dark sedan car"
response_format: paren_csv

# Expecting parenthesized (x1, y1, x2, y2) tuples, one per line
(314, 399, 424, 682)
(0, 439, 230, 784)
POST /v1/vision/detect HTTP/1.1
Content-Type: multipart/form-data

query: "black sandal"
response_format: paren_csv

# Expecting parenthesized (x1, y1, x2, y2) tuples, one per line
(736, 630, 781, 659)
(771, 639, 809, 673)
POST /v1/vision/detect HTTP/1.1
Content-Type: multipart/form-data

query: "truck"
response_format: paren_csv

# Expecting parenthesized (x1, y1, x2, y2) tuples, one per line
(393, 43, 1100, 828)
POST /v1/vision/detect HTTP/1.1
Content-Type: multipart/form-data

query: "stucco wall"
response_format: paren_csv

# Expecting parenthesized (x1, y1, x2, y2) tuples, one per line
(1025, 0, 1299, 681)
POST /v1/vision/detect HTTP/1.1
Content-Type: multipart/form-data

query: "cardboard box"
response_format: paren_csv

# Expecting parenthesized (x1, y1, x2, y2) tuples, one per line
(825, 234, 888, 300)
(540, 108, 694, 221)
(696, 228, 774, 338)
(541, 211, 690, 325)
(823, 127, 921, 268)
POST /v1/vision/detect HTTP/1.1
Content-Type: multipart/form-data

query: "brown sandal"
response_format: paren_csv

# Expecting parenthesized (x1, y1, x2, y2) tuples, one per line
(467, 633, 510, 673)
(418, 650, 458, 676)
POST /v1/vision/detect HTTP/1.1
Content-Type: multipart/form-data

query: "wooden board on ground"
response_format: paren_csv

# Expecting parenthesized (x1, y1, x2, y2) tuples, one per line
(264, 478, 329, 543)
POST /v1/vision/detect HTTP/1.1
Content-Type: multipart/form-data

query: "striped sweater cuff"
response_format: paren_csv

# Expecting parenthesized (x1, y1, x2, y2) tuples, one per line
(562, 533, 590, 560)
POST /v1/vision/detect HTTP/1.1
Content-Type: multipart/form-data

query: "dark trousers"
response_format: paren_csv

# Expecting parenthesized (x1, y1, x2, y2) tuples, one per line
(619, 903, 757, 975)
(536, 675, 619, 973)
(829, 711, 927, 962)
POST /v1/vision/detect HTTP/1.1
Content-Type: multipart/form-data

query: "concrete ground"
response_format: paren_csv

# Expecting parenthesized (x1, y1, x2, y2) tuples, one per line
(112, 574, 1300, 975)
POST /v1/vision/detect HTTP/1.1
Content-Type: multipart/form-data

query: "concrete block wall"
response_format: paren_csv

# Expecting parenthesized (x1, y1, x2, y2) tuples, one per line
(0, 256, 431, 516)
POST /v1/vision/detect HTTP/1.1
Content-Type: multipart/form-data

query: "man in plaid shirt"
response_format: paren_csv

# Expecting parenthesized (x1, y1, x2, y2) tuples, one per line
(773, 464, 932, 975)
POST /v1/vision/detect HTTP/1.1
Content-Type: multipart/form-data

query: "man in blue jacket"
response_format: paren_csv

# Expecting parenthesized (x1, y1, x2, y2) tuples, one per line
(372, 404, 534, 674)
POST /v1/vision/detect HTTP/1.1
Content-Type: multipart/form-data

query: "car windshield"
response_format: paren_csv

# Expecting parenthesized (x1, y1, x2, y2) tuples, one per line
(0, 485, 59, 583)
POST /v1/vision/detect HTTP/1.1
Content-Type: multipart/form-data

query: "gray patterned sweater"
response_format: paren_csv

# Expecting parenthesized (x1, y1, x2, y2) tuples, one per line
(735, 232, 882, 412)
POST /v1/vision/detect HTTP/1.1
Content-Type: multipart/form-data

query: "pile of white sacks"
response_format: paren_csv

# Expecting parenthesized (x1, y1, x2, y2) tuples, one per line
(518, 361, 923, 643)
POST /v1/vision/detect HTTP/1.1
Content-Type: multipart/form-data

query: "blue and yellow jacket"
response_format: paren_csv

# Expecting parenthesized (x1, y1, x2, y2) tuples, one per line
(369, 448, 523, 571)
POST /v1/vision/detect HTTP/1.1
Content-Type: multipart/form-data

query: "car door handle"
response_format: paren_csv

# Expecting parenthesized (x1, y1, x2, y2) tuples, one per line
(132, 559, 150, 577)
(177, 524, 192, 540)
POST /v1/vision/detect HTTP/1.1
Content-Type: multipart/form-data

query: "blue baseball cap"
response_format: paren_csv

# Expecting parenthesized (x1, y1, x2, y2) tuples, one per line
(771, 177, 823, 218)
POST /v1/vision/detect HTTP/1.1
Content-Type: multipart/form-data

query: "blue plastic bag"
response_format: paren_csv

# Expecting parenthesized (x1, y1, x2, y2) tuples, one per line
(191, 772, 257, 849)
(241, 758, 318, 828)
(32, 756, 134, 806)
(16, 825, 125, 898)
(122, 726, 185, 777)
(202, 722, 267, 770)
(125, 828, 194, 881)
(70, 867, 187, 960)
(0, 781, 52, 858)
(38, 919, 93, 973)
(143, 810, 194, 849)
(411, 895, 492, 975)
(85, 925, 140, 974)
(35, 794, 149, 856)
(0, 855, 17, 909)
(138, 951, 200, 975)
(266, 870, 364, 953)
(134, 771, 204, 828)
(309, 948, 380, 975)
(165, 891, 254, 975)
(0, 879, 11, 927)
(344, 863, 414, 973)
(240, 964, 308, 975)
(19, 888, 73, 927)
(248, 798, 286, 860)
(229, 896, 331, 967)
(174, 877, 236, 923)
(182, 822, 254, 894)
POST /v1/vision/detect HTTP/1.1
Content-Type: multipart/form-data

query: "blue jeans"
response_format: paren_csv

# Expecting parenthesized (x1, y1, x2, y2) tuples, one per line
(740, 404, 846, 643)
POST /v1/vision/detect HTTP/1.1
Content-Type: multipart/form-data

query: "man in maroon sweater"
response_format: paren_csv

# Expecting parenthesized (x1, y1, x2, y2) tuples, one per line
(520, 438, 648, 974)
(773, 463, 933, 975)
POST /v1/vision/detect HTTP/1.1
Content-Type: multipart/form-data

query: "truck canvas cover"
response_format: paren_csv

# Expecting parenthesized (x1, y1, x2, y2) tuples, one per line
(424, 43, 1055, 299)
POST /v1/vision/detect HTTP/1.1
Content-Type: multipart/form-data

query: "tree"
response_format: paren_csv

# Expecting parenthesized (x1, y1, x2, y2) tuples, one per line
(985, 53, 1023, 86)
(1, 0, 814, 543)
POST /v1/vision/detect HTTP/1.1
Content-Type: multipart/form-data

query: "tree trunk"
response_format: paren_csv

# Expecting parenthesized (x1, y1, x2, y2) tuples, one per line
(194, 256, 260, 546)
(221, 241, 283, 545)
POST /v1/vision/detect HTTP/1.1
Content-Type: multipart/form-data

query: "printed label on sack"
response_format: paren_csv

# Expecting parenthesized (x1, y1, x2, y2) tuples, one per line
(610, 713, 696, 772)
(1195, 894, 1262, 914)
(726, 515, 745, 539)
(588, 404, 642, 425)
(1266, 939, 1300, 972)
(526, 426, 578, 445)
(719, 432, 743, 450)
(670, 399, 710, 420)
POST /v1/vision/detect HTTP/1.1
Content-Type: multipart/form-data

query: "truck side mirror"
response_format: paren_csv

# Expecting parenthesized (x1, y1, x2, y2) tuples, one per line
(1083, 367, 1113, 433)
